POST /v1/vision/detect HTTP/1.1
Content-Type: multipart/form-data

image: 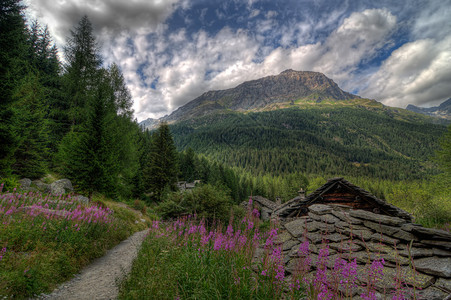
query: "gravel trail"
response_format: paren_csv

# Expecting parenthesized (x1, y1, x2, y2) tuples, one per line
(36, 229, 148, 300)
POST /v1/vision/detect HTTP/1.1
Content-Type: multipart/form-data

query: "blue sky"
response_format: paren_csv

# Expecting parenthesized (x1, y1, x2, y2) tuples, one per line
(25, 0, 451, 121)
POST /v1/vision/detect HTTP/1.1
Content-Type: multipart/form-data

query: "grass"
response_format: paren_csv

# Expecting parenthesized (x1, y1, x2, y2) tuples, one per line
(0, 183, 150, 299)
(119, 198, 433, 300)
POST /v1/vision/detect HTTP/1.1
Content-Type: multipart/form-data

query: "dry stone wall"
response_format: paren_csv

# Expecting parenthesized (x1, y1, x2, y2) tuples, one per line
(255, 204, 451, 299)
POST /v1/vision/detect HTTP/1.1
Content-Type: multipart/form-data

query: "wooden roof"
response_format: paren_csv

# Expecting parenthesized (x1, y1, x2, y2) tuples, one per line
(276, 177, 413, 221)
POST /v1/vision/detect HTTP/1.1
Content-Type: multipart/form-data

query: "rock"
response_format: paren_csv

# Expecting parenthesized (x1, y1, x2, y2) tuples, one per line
(370, 233, 400, 245)
(415, 257, 451, 278)
(282, 240, 298, 251)
(308, 204, 333, 215)
(398, 246, 434, 258)
(323, 233, 347, 243)
(416, 287, 450, 300)
(339, 227, 373, 241)
(410, 226, 451, 240)
(274, 231, 292, 245)
(349, 210, 406, 226)
(332, 210, 363, 225)
(18, 178, 31, 190)
(391, 229, 418, 242)
(307, 232, 324, 244)
(50, 179, 73, 195)
(318, 214, 341, 224)
(420, 239, 451, 249)
(284, 219, 307, 238)
(72, 195, 89, 205)
(366, 242, 394, 254)
(435, 278, 451, 292)
(32, 180, 51, 192)
(363, 220, 400, 236)
(329, 241, 362, 253)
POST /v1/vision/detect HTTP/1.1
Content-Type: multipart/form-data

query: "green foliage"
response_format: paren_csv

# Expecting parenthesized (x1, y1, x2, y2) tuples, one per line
(143, 123, 179, 202)
(158, 184, 232, 222)
(171, 107, 446, 180)
(0, 189, 144, 298)
(436, 124, 451, 177)
(11, 73, 49, 178)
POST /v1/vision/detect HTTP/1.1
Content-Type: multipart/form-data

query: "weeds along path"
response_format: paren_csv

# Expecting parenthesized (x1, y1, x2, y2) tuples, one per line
(37, 229, 149, 300)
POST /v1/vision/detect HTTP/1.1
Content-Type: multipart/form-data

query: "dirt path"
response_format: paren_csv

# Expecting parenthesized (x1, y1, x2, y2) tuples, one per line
(36, 229, 148, 300)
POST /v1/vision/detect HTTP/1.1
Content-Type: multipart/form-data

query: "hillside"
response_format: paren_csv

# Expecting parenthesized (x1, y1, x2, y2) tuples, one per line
(170, 106, 445, 180)
(139, 69, 447, 180)
(407, 98, 451, 121)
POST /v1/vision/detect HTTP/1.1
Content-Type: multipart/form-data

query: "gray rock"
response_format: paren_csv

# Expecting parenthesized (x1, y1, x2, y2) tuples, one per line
(308, 204, 333, 215)
(274, 231, 292, 245)
(307, 232, 324, 244)
(391, 229, 418, 242)
(398, 247, 434, 258)
(370, 232, 400, 245)
(50, 179, 73, 195)
(415, 287, 450, 300)
(284, 219, 307, 238)
(72, 195, 89, 205)
(282, 240, 298, 251)
(19, 178, 31, 189)
(415, 257, 451, 277)
(329, 240, 362, 253)
(331, 210, 363, 225)
(31, 180, 51, 192)
(363, 220, 400, 236)
(339, 227, 373, 241)
(410, 226, 451, 240)
(420, 239, 451, 249)
(349, 209, 406, 226)
(323, 233, 347, 243)
(435, 278, 451, 293)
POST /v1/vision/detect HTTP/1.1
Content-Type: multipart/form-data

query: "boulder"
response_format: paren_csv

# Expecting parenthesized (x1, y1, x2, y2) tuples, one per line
(31, 180, 51, 192)
(72, 195, 89, 205)
(18, 178, 31, 190)
(50, 179, 73, 195)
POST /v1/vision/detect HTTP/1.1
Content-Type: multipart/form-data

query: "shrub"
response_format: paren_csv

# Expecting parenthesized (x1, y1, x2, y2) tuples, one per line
(158, 184, 232, 222)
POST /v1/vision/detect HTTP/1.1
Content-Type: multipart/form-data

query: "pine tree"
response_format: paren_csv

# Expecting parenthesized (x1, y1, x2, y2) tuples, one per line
(143, 123, 179, 202)
(63, 15, 102, 128)
(0, 0, 30, 177)
(11, 73, 48, 178)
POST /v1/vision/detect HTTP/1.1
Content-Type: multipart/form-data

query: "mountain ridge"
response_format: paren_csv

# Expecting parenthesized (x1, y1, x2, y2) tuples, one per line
(140, 70, 361, 129)
(406, 98, 451, 120)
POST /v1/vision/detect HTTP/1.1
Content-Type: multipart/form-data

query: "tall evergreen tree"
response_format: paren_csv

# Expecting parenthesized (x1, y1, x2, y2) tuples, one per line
(143, 123, 178, 202)
(11, 73, 48, 178)
(0, 0, 30, 177)
(63, 15, 101, 128)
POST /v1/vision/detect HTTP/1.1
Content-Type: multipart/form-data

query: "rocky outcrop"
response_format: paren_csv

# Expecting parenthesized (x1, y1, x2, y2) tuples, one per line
(50, 179, 73, 195)
(255, 204, 451, 299)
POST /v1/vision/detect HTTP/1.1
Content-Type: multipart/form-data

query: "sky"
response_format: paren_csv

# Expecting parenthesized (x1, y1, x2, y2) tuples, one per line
(24, 0, 451, 122)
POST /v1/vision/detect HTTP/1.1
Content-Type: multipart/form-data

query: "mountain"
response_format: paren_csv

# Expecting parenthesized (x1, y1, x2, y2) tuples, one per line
(139, 69, 447, 180)
(406, 98, 451, 120)
(141, 70, 361, 129)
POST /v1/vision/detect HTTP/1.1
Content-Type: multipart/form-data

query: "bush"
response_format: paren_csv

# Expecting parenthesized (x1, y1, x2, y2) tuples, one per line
(158, 184, 232, 222)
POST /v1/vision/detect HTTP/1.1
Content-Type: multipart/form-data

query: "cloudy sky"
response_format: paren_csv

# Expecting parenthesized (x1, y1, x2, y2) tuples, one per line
(25, 0, 451, 121)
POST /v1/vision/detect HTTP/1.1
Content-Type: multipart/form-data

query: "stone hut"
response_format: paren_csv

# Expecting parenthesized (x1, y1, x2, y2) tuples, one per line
(248, 196, 279, 221)
(249, 178, 451, 299)
(274, 177, 413, 221)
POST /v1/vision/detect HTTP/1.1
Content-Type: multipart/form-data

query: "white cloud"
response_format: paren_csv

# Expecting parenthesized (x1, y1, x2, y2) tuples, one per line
(361, 37, 451, 108)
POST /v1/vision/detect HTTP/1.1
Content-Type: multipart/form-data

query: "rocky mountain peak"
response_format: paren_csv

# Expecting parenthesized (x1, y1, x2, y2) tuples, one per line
(141, 70, 360, 128)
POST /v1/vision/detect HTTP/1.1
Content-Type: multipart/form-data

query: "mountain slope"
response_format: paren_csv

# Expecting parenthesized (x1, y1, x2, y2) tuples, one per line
(139, 69, 447, 180)
(406, 98, 451, 120)
(170, 106, 445, 180)
(142, 70, 360, 127)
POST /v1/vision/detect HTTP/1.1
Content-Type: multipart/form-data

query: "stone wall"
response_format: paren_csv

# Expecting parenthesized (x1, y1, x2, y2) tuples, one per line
(255, 204, 451, 299)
